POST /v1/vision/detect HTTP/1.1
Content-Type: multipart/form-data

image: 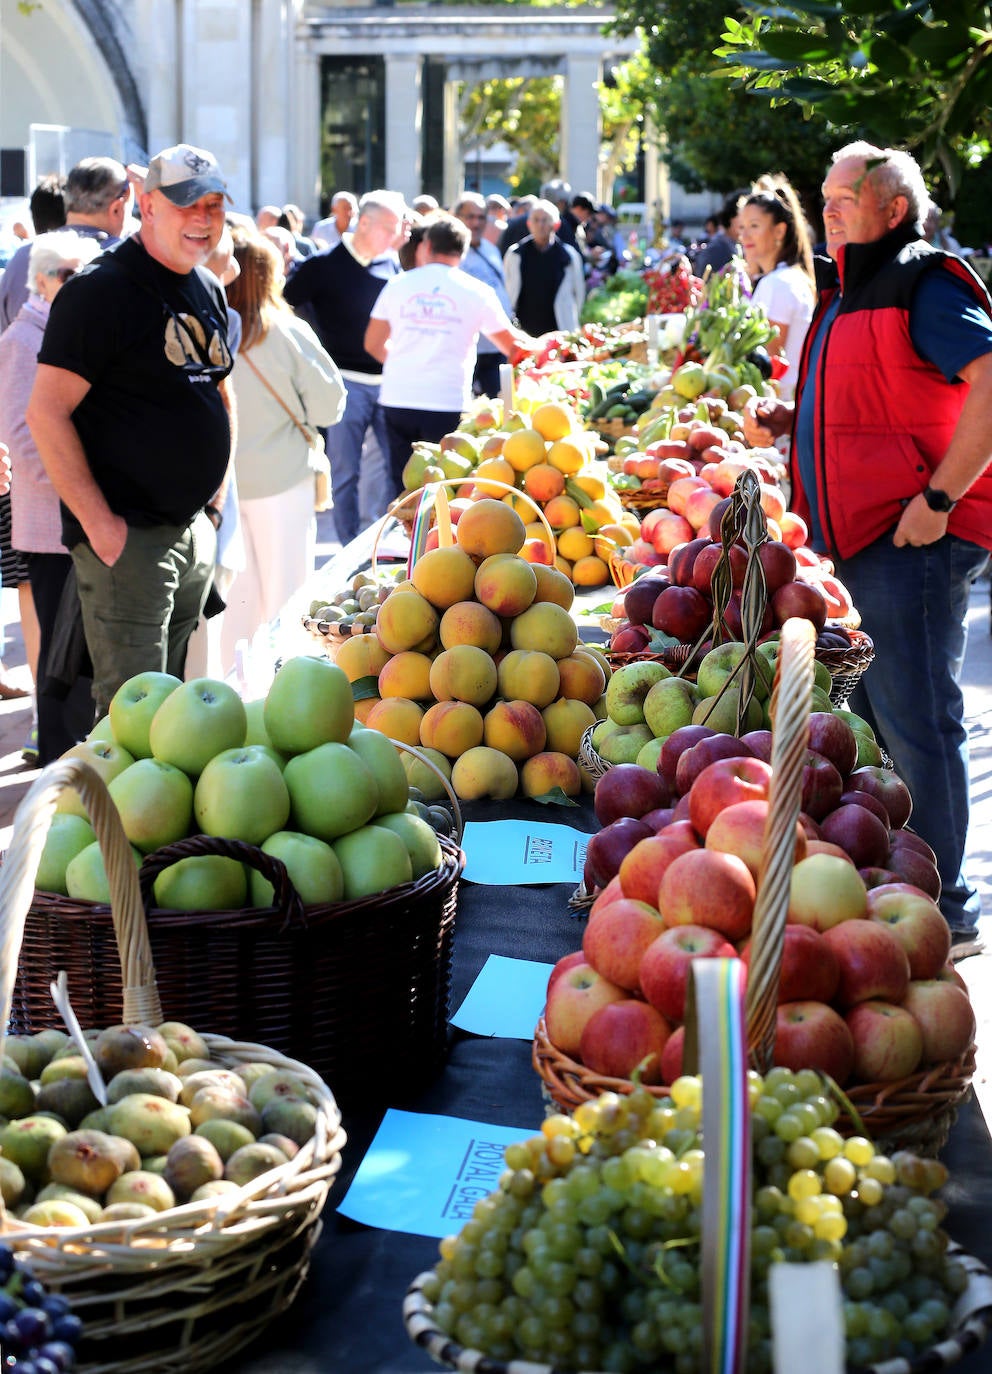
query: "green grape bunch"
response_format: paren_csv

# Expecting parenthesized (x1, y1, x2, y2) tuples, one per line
(417, 1068, 969, 1373)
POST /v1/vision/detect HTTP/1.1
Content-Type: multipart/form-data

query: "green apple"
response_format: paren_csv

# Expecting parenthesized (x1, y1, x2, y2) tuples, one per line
(693, 688, 764, 735)
(193, 746, 291, 845)
(597, 723, 654, 765)
(590, 716, 621, 751)
(36, 815, 97, 894)
(55, 738, 135, 818)
(109, 671, 183, 758)
(87, 714, 115, 743)
(65, 839, 142, 903)
(332, 824, 412, 901)
(243, 698, 284, 756)
(249, 831, 344, 907)
(604, 660, 671, 726)
(108, 758, 195, 853)
(853, 732, 884, 768)
(283, 742, 379, 842)
(152, 855, 248, 912)
(812, 659, 834, 697)
(150, 678, 247, 777)
(263, 656, 354, 756)
(810, 684, 835, 714)
(642, 676, 699, 740)
(372, 811, 442, 879)
(346, 730, 409, 816)
(834, 709, 876, 741)
(400, 747, 451, 802)
(697, 642, 768, 703)
(635, 737, 665, 772)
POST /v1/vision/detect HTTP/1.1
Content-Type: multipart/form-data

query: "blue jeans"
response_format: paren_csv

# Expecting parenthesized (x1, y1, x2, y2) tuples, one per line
(835, 532, 990, 932)
(325, 380, 390, 546)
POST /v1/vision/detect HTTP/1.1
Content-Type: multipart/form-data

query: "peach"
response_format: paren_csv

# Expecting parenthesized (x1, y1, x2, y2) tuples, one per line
(523, 463, 565, 504)
(576, 643, 612, 683)
(531, 563, 575, 610)
(450, 745, 519, 801)
(473, 455, 515, 495)
(438, 600, 502, 654)
(542, 698, 596, 756)
(420, 700, 485, 757)
(759, 482, 787, 525)
(683, 486, 724, 533)
(333, 634, 390, 684)
(365, 696, 425, 746)
(518, 537, 556, 566)
(474, 553, 538, 616)
(353, 695, 380, 724)
(455, 498, 526, 558)
(497, 649, 560, 708)
(502, 427, 547, 473)
(411, 546, 478, 610)
(543, 493, 581, 530)
(779, 511, 809, 550)
(510, 602, 579, 659)
(571, 555, 611, 588)
(483, 699, 548, 761)
(428, 645, 499, 707)
(556, 652, 606, 706)
(546, 436, 588, 475)
(520, 751, 582, 799)
(374, 590, 439, 655)
(377, 650, 434, 701)
(556, 526, 595, 563)
(666, 475, 710, 515)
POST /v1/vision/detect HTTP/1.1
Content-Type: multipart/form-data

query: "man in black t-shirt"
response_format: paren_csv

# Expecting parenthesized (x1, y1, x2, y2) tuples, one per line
(27, 143, 235, 720)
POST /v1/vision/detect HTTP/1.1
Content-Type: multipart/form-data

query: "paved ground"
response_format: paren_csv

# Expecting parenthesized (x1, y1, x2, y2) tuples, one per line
(0, 541, 988, 1120)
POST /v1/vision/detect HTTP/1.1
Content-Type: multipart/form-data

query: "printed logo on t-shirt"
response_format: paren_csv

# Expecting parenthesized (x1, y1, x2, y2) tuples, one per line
(398, 286, 462, 329)
(163, 311, 232, 381)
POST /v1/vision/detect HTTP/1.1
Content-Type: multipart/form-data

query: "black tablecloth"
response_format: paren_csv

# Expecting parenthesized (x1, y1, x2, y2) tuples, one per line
(220, 795, 992, 1374)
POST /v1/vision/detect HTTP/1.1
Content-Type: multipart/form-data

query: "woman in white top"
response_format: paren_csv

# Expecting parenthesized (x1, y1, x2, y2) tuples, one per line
(220, 230, 346, 671)
(738, 182, 816, 401)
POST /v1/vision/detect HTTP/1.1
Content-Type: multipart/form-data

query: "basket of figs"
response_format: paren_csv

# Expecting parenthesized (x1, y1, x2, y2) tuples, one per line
(0, 756, 346, 1374)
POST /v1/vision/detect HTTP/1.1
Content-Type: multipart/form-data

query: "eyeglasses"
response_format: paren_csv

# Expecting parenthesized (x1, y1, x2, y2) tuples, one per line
(53, 266, 78, 284)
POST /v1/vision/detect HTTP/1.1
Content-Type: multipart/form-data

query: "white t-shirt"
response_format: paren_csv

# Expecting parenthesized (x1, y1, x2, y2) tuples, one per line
(371, 262, 511, 410)
(753, 262, 815, 400)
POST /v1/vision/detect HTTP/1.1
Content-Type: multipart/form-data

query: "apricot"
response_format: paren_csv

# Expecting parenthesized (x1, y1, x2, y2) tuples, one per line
(593, 524, 635, 562)
(518, 538, 555, 567)
(411, 546, 478, 610)
(502, 490, 535, 522)
(543, 494, 581, 530)
(585, 497, 625, 531)
(483, 700, 547, 761)
(570, 471, 606, 502)
(523, 463, 565, 504)
(377, 651, 434, 701)
(531, 401, 576, 441)
(374, 590, 439, 655)
(556, 526, 595, 563)
(510, 601, 578, 659)
(554, 554, 573, 579)
(353, 695, 381, 725)
(532, 563, 575, 610)
(450, 746, 519, 801)
(556, 652, 607, 706)
(333, 635, 390, 684)
(365, 696, 425, 746)
(571, 554, 611, 588)
(420, 700, 485, 757)
(473, 455, 515, 495)
(497, 649, 561, 709)
(542, 698, 596, 756)
(502, 428, 548, 473)
(575, 642, 612, 684)
(428, 645, 499, 707)
(520, 751, 583, 799)
(455, 498, 526, 559)
(474, 553, 538, 617)
(546, 436, 588, 476)
(438, 600, 502, 654)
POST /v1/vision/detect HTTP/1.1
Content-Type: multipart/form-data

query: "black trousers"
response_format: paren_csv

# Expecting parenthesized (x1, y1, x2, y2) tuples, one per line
(28, 552, 95, 765)
(381, 406, 463, 497)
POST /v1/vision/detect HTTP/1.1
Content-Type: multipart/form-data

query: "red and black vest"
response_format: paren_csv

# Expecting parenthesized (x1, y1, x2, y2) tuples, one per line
(792, 224, 992, 559)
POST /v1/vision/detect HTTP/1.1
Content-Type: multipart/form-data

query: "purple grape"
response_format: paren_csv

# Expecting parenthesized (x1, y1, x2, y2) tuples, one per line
(12, 1306, 49, 1345)
(18, 1280, 46, 1309)
(49, 1315, 82, 1346)
(0, 1292, 19, 1322)
(39, 1296, 70, 1319)
(38, 1342, 76, 1372)
(32, 1358, 61, 1374)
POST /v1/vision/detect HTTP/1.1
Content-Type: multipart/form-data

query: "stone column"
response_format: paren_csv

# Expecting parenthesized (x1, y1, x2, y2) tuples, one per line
(288, 37, 322, 218)
(442, 77, 461, 212)
(385, 54, 423, 201)
(135, 0, 181, 153)
(561, 54, 602, 199)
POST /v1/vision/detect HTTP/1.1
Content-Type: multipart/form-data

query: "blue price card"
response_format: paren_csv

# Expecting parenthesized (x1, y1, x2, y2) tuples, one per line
(450, 955, 553, 1040)
(461, 820, 589, 885)
(335, 1109, 532, 1238)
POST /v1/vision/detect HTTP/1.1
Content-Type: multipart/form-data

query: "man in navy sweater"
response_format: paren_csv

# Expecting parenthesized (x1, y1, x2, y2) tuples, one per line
(284, 190, 404, 544)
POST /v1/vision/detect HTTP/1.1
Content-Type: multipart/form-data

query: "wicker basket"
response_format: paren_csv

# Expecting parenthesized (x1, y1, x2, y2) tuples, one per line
(817, 627, 875, 708)
(0, 757, 347, 1374)
(11, 751, 466, 1105)
(616, 481, 671, 514)
(301, 612, 378, 660)
(538, 622, 976, 1157)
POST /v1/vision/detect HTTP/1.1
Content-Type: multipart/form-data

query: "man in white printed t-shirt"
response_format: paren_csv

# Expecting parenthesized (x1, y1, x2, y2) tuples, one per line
(364, 213, 544, 500)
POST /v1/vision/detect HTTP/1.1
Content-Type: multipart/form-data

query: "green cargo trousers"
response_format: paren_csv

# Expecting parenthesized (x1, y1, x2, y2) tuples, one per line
(71, 510, 218, 721)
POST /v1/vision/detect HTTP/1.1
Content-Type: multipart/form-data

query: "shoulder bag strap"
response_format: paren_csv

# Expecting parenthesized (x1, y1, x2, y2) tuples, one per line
(240, 349, 313, 441)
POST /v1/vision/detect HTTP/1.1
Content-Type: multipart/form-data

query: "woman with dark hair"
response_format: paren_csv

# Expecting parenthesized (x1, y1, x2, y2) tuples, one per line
(219, 229, 345, 669)
(739, 178, 816, 400)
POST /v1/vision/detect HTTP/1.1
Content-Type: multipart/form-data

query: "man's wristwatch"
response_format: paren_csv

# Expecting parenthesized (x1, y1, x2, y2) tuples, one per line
(921, 486, 956, 514)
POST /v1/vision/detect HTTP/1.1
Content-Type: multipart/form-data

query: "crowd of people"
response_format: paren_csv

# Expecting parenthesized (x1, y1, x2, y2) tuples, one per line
(0, 139, 989, 956)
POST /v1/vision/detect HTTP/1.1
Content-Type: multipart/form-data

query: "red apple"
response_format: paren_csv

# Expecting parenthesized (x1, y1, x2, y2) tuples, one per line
(819, 803, 891, 869)
(594, 764, 672, 827)
(865, 885, 951, 979)
(770, 580, 828, 632)
(589, 874, 625, 917)
(901, 980, 976, 1064)
(660, 1024, 686, 1083)
(807, 712, 859, 778)
(547, 950, 587, 997)
(845, 766, 913, 830)
(641, 806, 676, 832)
(740, 729, 774, 764)
(797, 812, 824, 841)
(887, 829, 938, 865)
(883, 844, 941, 901)
(610, 623, 652, 656)
(692, 541, 747, 595)
(755, 539, 798, 594)
(623, 575, 669, 627)
(618, 825, 701, 906)
(583, 897, 668, 991)
(787, 853, 867, 930)
(800, 751, 845, 821)
(822, 919, 911, 1007)
(688, 756, 773, 837)
(663, 535, 712, 587)
(774, 1001, 855, 1085)
(743, 924, 840, 1004)
(578, 999, 672, 1083)
(804, 840, 856, 865)
(544, 962, 629, 1056)
(705, 798, 806, 879)
(639, 924, 737, 1022)
(859, 867, 902, 890)
(838, 791, 891, 827)
(651, 585, 712, 641)
(626, 539, 665, 569)
(659, 848, 757, 942)
(687, 424, 727, 453)
(584, 817, 655, 889)
(674, 732, 755, 797)
(649, 509, 695, 557)
(659, 724, 716, 788)
(845, 1000, 923, 1082)
(937, 962, 968, 992)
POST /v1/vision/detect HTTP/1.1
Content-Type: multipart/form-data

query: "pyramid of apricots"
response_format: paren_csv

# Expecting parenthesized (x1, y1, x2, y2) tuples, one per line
(333, 498, 612, 803)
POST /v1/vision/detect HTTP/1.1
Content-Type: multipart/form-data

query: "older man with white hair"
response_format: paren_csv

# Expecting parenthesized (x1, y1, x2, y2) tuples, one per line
(503, 198, 585, 336)
(312, 192, 358, 251)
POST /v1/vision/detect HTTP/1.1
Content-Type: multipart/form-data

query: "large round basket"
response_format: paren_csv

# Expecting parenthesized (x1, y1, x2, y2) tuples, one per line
(0, 758, 347, 1374)
(10, 748, 466, 1106)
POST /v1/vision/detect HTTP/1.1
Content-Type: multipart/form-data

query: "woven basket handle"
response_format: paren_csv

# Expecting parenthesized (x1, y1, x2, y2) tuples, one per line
(745, 615, 816, 1069)
(0, 758, 160, 1065)
(138, 835, 306, 928)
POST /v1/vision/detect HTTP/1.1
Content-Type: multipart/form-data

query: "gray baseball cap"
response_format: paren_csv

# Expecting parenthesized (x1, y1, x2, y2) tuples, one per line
(144, 144, 231, 207)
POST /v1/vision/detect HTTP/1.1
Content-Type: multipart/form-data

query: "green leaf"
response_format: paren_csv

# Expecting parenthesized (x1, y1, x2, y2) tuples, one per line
(865, 34, 914, 78)
(591, 601, 617, 615)
(351, 675, 380, 702)
(646, 628, 680, 650)
(759, 32, 844, 62)
(779, 75, 844, 100)
(530, 787, 581, 807)
(905, 23, 975, 65)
